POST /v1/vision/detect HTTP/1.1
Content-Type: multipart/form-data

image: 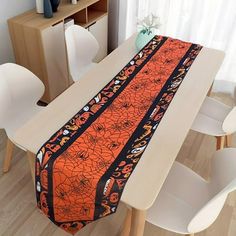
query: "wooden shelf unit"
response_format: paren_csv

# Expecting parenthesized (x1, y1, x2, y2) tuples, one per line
(64, 0, 108, 28)
(69, 8, 87, 26)
(8, 0, 108, 103)
(87, 0, 107, 24)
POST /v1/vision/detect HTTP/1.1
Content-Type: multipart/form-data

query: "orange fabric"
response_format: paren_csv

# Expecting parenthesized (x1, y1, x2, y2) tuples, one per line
(53, 38, 191, 222)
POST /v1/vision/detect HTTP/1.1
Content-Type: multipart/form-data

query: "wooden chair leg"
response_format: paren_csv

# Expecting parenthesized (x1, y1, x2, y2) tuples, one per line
(120, 207, 132, 236)
(216, 136, 225, 150)
(3, 138, 14, 173)
(207, 83, 213, 96)
(226, 135, 232, 148)
(129, 208, 146, 236)
(27, 151, 35, 185)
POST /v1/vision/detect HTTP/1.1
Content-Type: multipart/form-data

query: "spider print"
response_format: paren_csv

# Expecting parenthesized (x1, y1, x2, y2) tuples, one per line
(96, 159, 111, 171)
(70, 176, 92, 195)
(35, 36, 202, 234)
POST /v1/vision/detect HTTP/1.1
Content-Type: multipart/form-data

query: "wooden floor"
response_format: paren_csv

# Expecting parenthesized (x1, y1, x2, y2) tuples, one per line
(0, 93, 235, 236)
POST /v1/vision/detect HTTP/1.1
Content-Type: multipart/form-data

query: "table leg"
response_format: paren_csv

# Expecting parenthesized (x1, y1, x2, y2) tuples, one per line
(120, 207, 132, 236)
(129, 208, 146, 236)
(27, 151, 35, 185)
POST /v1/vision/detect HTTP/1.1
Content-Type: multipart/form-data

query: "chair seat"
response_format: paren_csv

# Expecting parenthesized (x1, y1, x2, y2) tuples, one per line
(191, 97, 232, 136)
(73, 63, 97, 82)
(146, 162, 211, 234)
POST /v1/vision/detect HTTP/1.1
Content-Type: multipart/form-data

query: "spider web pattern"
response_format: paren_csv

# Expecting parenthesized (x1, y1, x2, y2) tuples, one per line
(35, 36, 202, 234)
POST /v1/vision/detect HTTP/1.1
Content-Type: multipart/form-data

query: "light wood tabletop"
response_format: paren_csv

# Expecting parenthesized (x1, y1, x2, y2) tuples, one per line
(13, 35, 225, 236)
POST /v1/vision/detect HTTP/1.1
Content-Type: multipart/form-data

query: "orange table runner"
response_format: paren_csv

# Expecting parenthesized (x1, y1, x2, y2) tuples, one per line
(36, 36, 202, 234)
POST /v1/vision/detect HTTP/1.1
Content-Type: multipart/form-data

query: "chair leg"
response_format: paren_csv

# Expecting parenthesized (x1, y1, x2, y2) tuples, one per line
(3, 138, 14, 173)
(129, 208, 146, 236)
(207, 83, 213, 96)
(27, 151, 35, 185)
(226, 135, 232, 148)
(120, 207, 132, 236)
(216, 136, 225, 150)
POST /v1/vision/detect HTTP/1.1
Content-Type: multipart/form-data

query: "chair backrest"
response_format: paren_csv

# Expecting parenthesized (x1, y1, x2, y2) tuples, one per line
(222, 107, 236, 134)
(188, 148, 236, 233)
(0, 63, 45, 129)
(200, 96, 231, 121)
(65, 25, 99, 81)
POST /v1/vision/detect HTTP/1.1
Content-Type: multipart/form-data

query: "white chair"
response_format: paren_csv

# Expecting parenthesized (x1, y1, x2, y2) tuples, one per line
(191, 96, 236, 150)
(65, 25, 99, 82)
(0, 63, 45, 173)
(146, 148, 236, 236)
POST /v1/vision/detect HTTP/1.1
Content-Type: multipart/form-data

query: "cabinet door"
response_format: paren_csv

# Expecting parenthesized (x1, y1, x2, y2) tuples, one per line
(41, 22, 70, 101)
(88, 15, 108, 62)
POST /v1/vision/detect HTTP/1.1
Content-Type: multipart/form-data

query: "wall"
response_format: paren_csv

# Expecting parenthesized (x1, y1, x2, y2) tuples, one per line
(118, 0, 137, 45)
(108, 0, 119, 52)
(108, 0, 137, 51)
(0, 0, 35, 64)
(108, 0, 130, 51)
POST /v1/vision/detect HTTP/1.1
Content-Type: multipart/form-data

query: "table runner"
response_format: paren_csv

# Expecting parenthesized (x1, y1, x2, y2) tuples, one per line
(35, 36, 202, 234)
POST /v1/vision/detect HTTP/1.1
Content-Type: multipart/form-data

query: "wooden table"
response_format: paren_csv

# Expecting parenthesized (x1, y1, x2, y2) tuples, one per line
(13, 35, 224, 236)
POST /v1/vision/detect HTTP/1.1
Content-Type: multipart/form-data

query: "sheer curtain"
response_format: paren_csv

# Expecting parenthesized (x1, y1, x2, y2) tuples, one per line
(123, 0, 236, 97)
